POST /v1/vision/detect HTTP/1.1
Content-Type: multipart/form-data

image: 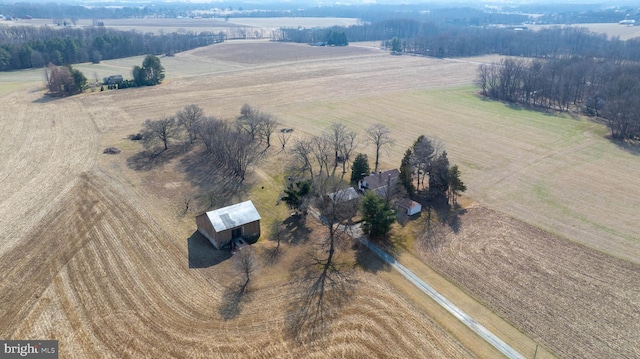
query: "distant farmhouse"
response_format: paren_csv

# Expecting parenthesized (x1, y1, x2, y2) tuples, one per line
(196, 200, 261, 250)
(103, 75, 123, 85)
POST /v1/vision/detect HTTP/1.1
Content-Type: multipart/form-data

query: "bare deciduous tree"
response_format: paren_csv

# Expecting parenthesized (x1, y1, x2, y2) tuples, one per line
(287, 181, 356, 339)
(277, 129, 292, 152)
(141, 116, 181, 151)
(197, 116, 228, 152)
(365, 123, 394, 173)
(328, 123, 357, 177)
(233, 246, 258, 296)
(312, 135, 332, 179)
(236, 103, 262, 141)
(339, 130, 357, 178)
(258, 113, 280, 148)
(176, 104, 204, 144)
(291, 138, 315, 181)
(198, 116, 264, 185)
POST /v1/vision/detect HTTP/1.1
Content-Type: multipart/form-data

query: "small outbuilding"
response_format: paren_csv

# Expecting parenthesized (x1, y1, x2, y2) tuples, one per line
(397, 198, 422, 216)
(196, 200, 261, 250)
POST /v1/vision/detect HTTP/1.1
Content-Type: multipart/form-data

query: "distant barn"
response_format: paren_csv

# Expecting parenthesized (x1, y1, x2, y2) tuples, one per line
(196, 200, 261, 250)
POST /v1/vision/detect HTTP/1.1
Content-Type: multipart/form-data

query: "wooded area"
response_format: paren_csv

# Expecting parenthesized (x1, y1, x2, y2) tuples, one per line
(0, 26, 223, 71)
(477, 57, 640, 140)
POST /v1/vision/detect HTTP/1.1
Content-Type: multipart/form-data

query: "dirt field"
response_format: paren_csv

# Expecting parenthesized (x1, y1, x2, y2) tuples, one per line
(1, 40, 639, 358)
(0, 43, 479, 357)
(416, 205, 640, 358)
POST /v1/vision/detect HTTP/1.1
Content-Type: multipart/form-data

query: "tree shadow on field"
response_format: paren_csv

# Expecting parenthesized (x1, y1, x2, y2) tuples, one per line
(353, 239, 391, 274)
(285, 252, 355, 342)
(33, 95, 60, 104)
(187, 231, 231, 268)
(178, 150, 247, 210)
(127, 146, 185, 171)
(218, 285, 253, 321)
(282, 215, 312, 246)
(611, 138, 640, 156)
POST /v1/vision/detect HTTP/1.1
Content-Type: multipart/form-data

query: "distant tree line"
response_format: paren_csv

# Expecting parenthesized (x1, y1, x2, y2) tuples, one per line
(280, 21, 640, 63)
(0, 26, 223, 71)
(477, 57, 640, 140)
(1, 1, 635, 26)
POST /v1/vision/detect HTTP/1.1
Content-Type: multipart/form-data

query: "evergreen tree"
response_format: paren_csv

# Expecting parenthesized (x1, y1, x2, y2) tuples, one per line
(390, 36, 402, 53)
(350, 153, 370, 183)
(399, 148, 415, 196)
(360, 191, 395, 239)
(429, 150, 450, 198)
(133, 55, 165, 86)
(68, 65, 87, 95)
(447, 165, 466, 205)
(281, 180, 312, 213)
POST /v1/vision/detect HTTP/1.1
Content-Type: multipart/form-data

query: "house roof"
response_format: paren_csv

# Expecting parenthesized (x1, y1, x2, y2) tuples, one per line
(362, 169, 400, 190)
(397, 198, 421, 210)
(205, 200, 261, 232)
(328, 187, 359, 202)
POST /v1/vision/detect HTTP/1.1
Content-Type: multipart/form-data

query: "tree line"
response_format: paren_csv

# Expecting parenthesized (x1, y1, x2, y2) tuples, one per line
(476, 57, 640, 140)
(279, 20, 640, 64)
(0, 25, 223, 71)
(138, 104, 280, 195)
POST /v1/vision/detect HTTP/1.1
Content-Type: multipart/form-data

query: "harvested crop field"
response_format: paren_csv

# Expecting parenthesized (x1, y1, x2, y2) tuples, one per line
(417, 205, 640, 359)
(1, 39, 639, 358)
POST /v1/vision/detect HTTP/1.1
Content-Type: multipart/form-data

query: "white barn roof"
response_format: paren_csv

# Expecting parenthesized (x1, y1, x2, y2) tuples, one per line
(206, 200, 261, 232)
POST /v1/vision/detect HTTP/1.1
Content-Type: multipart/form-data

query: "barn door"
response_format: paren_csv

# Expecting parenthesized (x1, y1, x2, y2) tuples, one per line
(232, 227, 242, 239)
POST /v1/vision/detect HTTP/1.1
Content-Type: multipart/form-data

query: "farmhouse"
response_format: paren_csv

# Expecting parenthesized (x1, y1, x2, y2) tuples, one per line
(196, 200, 261, 250)
(328, 187, 359, 203)
(359, 169, 400, 198)
(103, 75, 124, 85)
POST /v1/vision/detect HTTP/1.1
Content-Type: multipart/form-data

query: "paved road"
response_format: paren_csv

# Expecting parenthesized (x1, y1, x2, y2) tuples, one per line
(358, 237, 526, 359)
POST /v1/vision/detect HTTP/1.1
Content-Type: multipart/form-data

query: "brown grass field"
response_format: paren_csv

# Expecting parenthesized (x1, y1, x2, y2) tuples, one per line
(1, 39, 639, 358)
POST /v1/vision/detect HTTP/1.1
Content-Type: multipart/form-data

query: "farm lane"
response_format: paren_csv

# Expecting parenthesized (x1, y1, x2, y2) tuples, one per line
(306, 205, 525, 358)
(357, 236, 525, 359)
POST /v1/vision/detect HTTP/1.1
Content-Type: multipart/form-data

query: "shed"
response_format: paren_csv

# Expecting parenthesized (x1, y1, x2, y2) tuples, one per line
(196, 200, 261, 250)
(397, 198, 422, 216)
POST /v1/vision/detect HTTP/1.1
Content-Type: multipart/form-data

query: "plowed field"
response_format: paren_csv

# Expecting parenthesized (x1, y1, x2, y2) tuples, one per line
(418, 206, 640, 359)
(1, 40, 639, 358)
(0, 42, 478, 357)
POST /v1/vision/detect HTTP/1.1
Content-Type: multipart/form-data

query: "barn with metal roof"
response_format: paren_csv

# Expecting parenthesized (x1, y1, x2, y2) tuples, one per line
(196, 200, 261, 250)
